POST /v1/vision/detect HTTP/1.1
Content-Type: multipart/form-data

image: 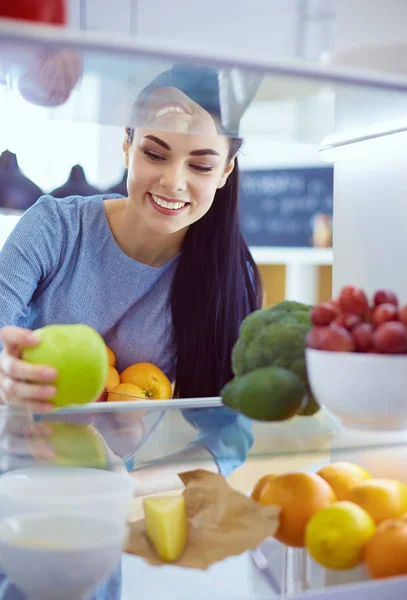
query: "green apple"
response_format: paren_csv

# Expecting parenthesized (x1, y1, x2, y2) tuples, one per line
(44, 421, 107, 468)
(22, 324, 108, 408)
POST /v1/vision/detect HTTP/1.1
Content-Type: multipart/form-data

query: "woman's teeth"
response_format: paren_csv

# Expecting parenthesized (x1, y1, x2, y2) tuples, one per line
(155, 106, 186, 119)
(151, 194, 186, 210)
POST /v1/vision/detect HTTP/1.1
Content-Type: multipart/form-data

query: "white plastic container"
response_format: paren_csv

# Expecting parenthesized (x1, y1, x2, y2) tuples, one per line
(0, 467, 135, 523)
(0, 511, 127, 600)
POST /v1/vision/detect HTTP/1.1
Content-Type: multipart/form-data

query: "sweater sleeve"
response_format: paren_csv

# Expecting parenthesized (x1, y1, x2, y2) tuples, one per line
(181, 406, 254, 477)
(0, 196, 64, 340)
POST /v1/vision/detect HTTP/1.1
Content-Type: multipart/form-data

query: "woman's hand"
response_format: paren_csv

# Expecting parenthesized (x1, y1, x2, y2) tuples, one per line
(0, 326, 57, 412)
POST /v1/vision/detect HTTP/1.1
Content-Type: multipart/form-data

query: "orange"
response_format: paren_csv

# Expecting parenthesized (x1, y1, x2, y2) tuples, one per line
(347, 478, 407, 525)
(366, 515, 407, 579)
(106, 346, 116, 367)
(120, 362, 172, 400)
(258, 472, 336, 547)
(251, 474, 277, 502)
(105, 366, 120, 392)
(107, 382, 146, 402)
(318, 462, 372, 500)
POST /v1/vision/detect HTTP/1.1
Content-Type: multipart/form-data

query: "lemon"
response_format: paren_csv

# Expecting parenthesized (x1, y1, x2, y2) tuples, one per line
(305, 501, 376, 570)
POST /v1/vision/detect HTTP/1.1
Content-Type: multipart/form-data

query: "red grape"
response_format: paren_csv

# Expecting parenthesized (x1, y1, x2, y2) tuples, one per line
(338, 285, 369, 316)
(328, 298, 340, 309)
(372, 303, 399, 326)
(319, 325, 355, 352)
(365, 307, 375, 324)
(352, 322, 374, 352)
(373, 289, 398, 307)
(372, 322, 407, 354)
(311, 303, 337, 326)
(306, 327, 328, 350)
(399, 304, 407, 326)
(334, 313, 362, 330)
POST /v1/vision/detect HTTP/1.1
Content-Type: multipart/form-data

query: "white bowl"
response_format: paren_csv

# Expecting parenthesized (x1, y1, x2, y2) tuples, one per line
(0, 511, 127, 600)
(0, 467, 135, 523)
(306, 349, 407, 430)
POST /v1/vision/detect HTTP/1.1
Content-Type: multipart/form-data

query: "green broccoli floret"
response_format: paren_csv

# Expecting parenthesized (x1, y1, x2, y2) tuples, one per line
(244, 322, 310, 374)
(233, 301, 312, 378)
(268, 300, 312, 314)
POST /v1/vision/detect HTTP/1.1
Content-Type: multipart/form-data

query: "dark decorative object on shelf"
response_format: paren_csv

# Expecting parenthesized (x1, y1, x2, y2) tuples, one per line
(0, 150, 43, 211)
(105, 170, 128, 196)
(51, 165, 100, 198)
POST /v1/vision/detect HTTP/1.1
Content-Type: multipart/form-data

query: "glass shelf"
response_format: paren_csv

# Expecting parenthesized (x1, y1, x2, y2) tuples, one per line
(1, 401, 407, 476)
(1, 19, 407, 143)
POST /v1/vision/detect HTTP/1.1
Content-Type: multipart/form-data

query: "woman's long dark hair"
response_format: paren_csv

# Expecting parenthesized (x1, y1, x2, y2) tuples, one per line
(172, 139, 263, 398)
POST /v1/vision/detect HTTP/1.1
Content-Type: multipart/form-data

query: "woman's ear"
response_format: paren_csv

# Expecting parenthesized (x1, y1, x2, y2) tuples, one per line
(217, 156, 235, 189)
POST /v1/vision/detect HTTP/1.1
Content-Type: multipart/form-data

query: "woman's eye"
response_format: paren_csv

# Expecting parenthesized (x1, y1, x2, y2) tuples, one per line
(144, 150, 164, 161)
(190, 164, 212, 173)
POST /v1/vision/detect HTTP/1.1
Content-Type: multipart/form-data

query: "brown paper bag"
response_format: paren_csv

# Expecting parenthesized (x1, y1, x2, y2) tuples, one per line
(126, 469, 280, 569)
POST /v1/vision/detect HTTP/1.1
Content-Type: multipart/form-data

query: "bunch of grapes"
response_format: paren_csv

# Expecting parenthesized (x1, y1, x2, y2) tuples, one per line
(306, 286, 407, 354)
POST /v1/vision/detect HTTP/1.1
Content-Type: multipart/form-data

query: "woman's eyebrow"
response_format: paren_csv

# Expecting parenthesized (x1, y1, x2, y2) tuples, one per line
(144, 134, 220, 157)
(144, 135, 170, 150)
(189, 148, 220, 157)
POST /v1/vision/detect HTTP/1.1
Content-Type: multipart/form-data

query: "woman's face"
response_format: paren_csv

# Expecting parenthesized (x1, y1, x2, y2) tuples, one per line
(123, 87, 235, 236)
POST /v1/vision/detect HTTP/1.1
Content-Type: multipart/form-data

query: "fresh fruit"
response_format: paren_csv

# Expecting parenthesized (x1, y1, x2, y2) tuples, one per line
(372, 303, 398, 326)
(365, 515, 407, 579)
(305, 327, 326, 350)
(95, 390, 108, 402)
(120, 362, 172, 400)
(311, 303, 337, 326)
(251, 474, 277, 502)
(338, 286, 369, 317)
(347, 478, 407, 525)
(43, 421, 107, 468)
(105, 366, 120, 391)
(22, 324, 108, 408)
(372, 322, 407, 354)
(305, 501, 376, 570)
(320, 326, 355, 352)
(106, 346, 116, 367)
(374, 290, 398, 307)
(317, 462, 372, 500)
(107, 382, 146, 402)
(352, 323, 373, 352)
(143, 496, 188, 562)
(306, 286, 407, 355)
(221, 366, 305, 422)
(334, 313, 361, 330)
(399, 304, 407, 326)
(258, 472, 336, 547)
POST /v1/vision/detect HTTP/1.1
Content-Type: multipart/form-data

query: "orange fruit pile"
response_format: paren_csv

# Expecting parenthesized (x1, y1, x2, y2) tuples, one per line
(102, 347, 172, 403)
(252, 462, 407, 578)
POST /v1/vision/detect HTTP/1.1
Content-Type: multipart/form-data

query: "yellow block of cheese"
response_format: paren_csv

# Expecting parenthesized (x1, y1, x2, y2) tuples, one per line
(143, 496, 188, 562)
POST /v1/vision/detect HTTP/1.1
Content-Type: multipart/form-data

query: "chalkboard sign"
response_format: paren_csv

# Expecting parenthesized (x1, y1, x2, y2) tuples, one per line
(239, 167, 333, 247)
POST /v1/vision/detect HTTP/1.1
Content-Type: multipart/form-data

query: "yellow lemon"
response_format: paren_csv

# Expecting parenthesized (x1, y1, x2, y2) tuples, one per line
(305, 501, 376, 570)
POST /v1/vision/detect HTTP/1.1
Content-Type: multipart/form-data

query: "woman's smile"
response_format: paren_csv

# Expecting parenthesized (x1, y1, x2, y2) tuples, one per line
(148, 193, 189, 216)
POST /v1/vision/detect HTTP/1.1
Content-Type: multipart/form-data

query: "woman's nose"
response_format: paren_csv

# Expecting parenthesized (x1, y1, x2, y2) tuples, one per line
(159, 164, 187, 192)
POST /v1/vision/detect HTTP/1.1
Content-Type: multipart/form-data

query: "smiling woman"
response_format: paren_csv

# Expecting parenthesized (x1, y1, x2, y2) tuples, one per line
(0, 64, 262, 600)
